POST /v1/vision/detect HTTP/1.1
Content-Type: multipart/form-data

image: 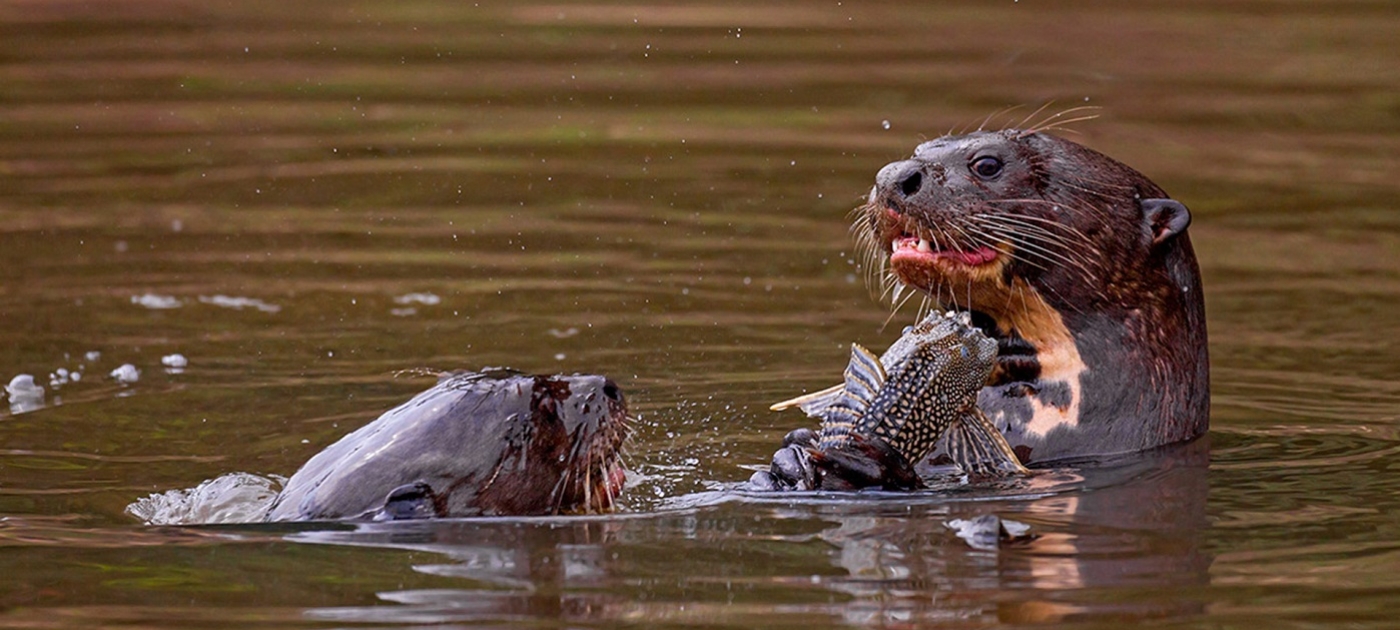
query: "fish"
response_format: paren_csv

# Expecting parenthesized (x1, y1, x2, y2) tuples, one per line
(771, 310, 1029, 488)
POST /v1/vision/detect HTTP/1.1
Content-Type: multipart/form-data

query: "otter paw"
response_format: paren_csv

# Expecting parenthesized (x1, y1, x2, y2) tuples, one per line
(745, 433, 819, 492)
(770, 443, 817, 490)
(782, 427, 818, 448)
(811, 434, 924, 492)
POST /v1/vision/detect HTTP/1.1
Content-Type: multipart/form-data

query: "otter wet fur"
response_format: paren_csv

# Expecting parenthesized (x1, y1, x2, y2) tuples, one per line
(265, 369, 630, 521)
(851, 119, 1208, 465)
(769, 310, 1028, 490)
(756, 117, 1208, 490)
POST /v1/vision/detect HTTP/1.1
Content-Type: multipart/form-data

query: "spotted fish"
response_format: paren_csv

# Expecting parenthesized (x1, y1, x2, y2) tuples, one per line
(772, 310, 1028, 484)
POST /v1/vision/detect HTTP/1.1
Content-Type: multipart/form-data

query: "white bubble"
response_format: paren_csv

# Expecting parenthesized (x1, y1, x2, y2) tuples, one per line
(48, 367, 73, 388)
(6, 374, 43, 398)
(110, 364, 141, 384)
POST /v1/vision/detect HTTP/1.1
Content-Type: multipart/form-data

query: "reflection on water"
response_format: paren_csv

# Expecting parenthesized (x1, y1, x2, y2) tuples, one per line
(263, 440, 1211, 626)
(2, 0, 1399, 627)
(294, 520, 628, 625)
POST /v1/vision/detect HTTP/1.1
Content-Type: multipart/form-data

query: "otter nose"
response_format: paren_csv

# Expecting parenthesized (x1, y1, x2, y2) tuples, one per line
(876, 160, 926, 199)
(601, 378, 622, 402)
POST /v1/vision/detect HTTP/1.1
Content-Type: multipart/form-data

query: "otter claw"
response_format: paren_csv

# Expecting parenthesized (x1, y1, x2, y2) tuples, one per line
(771, 444, 816, 490)
(743, 428, 820, 492)
(744, 429, 821, 492)
(781, 427, 818, 449)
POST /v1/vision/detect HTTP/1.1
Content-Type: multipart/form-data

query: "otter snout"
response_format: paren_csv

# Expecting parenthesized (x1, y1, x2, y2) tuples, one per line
(876, 160, 924, 200)
(876, 159, 949, 207)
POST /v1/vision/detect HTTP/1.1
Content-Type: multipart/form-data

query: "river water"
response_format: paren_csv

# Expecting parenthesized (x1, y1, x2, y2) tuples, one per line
(2, 1, 1398, 627)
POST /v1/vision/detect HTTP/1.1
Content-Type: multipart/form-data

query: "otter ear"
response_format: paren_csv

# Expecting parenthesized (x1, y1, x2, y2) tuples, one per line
(1141, 198, 1191, 247)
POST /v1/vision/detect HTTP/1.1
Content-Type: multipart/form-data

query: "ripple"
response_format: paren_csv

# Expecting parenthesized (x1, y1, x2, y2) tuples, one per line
(130, 293, 182, 309)
(197, 294, 281, 313)
(1210, 427, 1400, 471)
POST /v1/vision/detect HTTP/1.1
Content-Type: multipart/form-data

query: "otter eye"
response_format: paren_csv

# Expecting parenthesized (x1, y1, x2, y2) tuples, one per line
(970, 156, 1003, 179)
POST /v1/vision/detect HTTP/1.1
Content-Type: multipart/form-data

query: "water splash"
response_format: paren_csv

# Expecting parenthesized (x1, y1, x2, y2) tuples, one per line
(126, 472, 284, 525)
(5, 374, 45, 414)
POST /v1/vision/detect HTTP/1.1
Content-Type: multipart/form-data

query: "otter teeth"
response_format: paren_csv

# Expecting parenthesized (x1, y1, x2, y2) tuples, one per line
(891, 236, 936, 254)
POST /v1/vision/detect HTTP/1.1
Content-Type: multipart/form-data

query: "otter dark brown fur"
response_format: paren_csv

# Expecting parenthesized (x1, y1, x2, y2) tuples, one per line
(853, 129, 1208, 465)
(265, 369, 630, 521)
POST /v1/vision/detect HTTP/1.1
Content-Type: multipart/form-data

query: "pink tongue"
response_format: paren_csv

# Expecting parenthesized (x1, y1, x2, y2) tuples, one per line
(607, 464, 628, 494)
(894, 237, 998, 266)
(937, 247, 998, 266)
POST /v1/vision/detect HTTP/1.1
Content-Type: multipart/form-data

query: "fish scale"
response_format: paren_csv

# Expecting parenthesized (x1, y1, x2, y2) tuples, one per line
(774, 310, 1029, 478)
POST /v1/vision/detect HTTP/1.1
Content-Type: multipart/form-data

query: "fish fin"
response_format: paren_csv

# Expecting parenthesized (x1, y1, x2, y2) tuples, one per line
(840, 343, 886, 405)
(943, 409, 1030, 477)
(818, 344, 888, 449)
(769, 383, 843, 414)
(817, 404, 862, 448)
(768, 343, 886, 416)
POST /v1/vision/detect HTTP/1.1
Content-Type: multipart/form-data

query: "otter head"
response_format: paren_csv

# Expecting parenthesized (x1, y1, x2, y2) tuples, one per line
(442, 371, 631, 517)
(855, 130, 1208, 462)
(267, 369, 631, 522)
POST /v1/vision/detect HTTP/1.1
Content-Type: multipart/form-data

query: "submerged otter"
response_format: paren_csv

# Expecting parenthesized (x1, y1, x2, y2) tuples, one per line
(765, 128, 1207, 485)
(265, 369, 630, 521)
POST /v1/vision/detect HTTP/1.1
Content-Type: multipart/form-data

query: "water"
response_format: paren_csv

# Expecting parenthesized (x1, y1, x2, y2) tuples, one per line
(2, 0, 1399, 626)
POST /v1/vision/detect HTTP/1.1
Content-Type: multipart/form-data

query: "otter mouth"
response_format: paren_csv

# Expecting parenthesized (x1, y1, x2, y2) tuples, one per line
(561, 449, 628, 515)
(595, 457, 629, 509)
(877, 208, 1006, 297)
(561, 407, 632, 515)
(881, 208, 1001, 272)
(889, 234, 1000, 268)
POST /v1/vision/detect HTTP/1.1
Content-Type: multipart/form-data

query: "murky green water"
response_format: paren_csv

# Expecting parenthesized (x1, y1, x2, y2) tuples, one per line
(2, 0, 1399, 627)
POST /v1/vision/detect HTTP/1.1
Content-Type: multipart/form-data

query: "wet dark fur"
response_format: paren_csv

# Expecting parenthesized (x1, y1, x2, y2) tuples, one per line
(265, 369, 629, 521)
(853, 127, 1209, 463)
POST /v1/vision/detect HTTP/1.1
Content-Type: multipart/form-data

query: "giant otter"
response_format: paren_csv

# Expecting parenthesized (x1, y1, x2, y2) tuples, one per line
(265, 369, 629, 521)
(766, 128, 1207, 484)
